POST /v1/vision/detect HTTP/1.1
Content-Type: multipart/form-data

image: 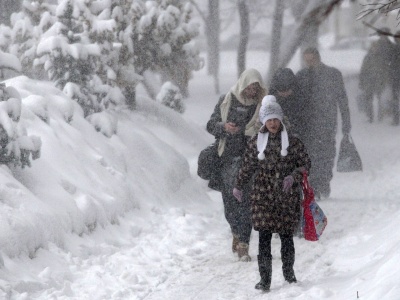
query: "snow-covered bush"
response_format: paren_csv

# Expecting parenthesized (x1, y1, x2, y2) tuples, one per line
(0, 83, 41, 168)
(22, 94, 49, 122)
(48, 94, 75, 123)
(35, 0, 100, 117)
(156, 81, 184, 113)
(133, 0, 204, 97)
(7, 0, 56, 79)
(0, 49, 22, 80)
(87, 3, 128, 111)
(86, 110, 118, 138)
(2, 0, 202, 116)
(109, 0, 143, 108)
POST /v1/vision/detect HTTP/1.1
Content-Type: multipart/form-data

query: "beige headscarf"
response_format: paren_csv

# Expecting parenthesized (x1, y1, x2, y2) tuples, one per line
(218, 69, 267, 156)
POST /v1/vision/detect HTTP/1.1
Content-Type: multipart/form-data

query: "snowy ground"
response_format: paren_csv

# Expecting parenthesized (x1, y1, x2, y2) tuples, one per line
(0, 49, 399, 300)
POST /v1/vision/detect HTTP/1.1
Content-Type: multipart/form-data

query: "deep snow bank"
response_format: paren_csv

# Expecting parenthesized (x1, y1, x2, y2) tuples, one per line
(0, 76, 211, 258)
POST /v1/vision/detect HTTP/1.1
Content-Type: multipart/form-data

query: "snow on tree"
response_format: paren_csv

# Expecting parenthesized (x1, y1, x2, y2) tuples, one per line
(86, 0, 127, 111)
(1, 0, 202, 116)
(0, 24, 12, 52)
(156, 81, 184, 113)
(0, 83, 41, 168)
(109, 0, 145, 108)
(133, 0, 204, 97)
(0, 50, 22, 80)
(7, 0, 57, 79)
(23, 94, 49, 123)
(8, 14, 37, 78)
(86, 110, 118, 138)
(35, 0, 101, 117)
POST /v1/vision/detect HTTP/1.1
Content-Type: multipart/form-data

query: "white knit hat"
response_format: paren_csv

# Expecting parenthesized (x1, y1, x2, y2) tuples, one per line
(259, 95, 283, 124)
(257, 96, 288, 160)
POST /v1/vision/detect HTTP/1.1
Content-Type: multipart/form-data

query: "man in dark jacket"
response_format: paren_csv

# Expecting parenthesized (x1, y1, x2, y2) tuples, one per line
(269, 68, 308, 140)
(296, 47, 351, 199)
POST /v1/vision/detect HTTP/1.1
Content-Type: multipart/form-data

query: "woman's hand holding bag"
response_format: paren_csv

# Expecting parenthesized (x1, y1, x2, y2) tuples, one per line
(233, 188, 243, 202)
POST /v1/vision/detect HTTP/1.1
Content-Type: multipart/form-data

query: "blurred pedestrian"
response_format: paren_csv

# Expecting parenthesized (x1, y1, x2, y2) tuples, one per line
(206, 68, 266, 261)
(233, 95, 311, 292)
(269, 67, 308, 140)
(296, 47, 351, 199)
(389, 30, 400, 126)
(359, 27, 394, 122)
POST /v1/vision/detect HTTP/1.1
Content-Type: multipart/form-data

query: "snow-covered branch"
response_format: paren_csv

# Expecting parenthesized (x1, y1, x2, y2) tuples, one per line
(362, 20, 400, 36)
(357, 0, 400, 20)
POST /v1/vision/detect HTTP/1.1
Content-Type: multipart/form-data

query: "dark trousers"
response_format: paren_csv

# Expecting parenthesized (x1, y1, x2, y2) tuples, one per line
(364, 91, 375, 123)
(259, 231, 295, 270)
(392, 86, 400, 125)
(221, 157, 252, 244)
(307, 137, 336, 198)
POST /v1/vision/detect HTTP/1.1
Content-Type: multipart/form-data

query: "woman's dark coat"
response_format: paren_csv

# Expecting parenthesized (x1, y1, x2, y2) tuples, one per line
(206, 94, 258, 161)
(206, 94, 258, 190)
(235, 127, 311, 234)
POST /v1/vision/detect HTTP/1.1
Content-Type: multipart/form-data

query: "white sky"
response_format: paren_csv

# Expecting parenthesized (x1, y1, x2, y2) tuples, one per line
(0, 44, 399, 300)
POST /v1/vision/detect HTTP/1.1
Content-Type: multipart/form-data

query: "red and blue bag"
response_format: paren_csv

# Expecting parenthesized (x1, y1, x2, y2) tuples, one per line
(301, 172, 327, 241)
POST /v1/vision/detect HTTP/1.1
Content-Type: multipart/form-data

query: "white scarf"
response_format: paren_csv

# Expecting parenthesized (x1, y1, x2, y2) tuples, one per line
(256, 124, 289, 160)
(218, 69, 266, 156)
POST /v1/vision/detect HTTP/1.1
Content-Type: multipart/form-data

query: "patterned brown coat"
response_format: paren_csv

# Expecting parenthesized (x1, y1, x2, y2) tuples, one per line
(236, 126, 311, 234)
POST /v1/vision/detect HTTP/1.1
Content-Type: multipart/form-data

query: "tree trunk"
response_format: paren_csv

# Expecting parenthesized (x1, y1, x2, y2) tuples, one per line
(124, 86, 136, 110)
(206, 0, 220, 94)
(300, 22, 319, 67)
(266, 0, 285, 85)
(237, 0, 249, 78)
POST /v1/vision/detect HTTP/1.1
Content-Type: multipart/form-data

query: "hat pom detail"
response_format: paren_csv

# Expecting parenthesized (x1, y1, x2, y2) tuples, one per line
(258, 152, 265, 160)
(280, 149, 288, 156)
(261, 95, 276, 106)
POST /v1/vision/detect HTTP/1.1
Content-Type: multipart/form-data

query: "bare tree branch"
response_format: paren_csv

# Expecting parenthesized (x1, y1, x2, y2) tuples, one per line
(362, 21, 400, 36)
(189, 0, 207, 22)
(357, 0, 400, 20)
(277, 0, 343, 69)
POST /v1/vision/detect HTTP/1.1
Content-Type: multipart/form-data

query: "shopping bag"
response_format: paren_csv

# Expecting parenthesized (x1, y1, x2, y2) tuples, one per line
(337, 134, 362, 172)
(301, 172, 327, 241)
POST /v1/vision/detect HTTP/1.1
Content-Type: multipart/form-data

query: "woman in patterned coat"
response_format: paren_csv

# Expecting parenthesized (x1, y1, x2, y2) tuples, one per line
(233, 95, 311, 292)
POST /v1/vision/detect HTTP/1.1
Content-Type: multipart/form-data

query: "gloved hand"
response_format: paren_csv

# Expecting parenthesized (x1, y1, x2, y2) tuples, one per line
(233, 187, 243, 202)
(282, 175, 294, 193)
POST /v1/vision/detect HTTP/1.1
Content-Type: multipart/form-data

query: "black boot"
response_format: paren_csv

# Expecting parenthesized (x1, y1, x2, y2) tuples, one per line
(255, 255, 272, 292)
(283, 266, 297, 283)
(282, 254, 297, 283)
(281, 236, 297, 283)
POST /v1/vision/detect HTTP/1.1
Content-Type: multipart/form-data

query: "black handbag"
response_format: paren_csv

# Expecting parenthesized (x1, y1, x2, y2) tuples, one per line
(197, 142, 223, 191)
(337, 134, 362, 172)
(197, 142, 220, 180)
